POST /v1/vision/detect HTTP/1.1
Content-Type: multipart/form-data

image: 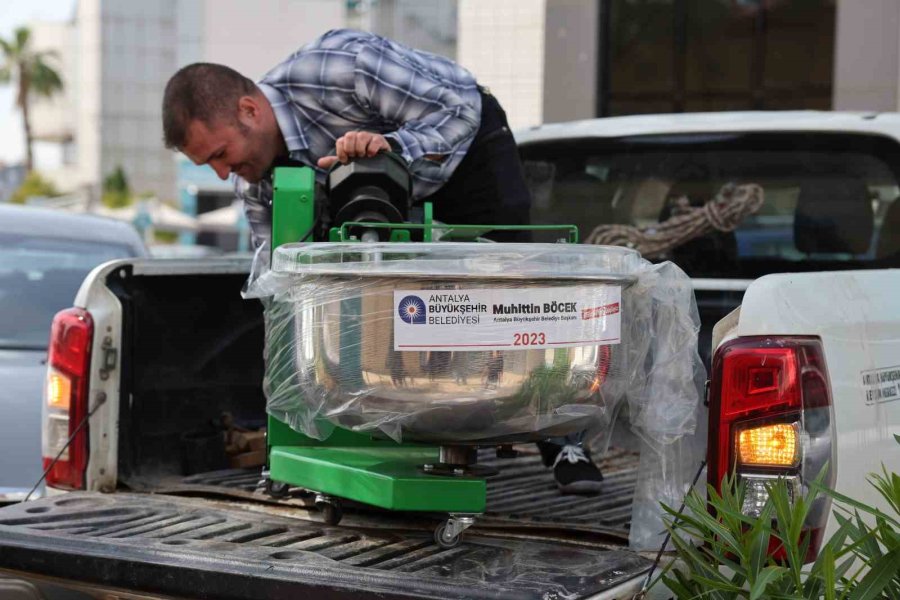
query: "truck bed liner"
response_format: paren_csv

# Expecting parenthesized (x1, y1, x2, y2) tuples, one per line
(159, 446, 640, 543)
(0, 491, 650, 600)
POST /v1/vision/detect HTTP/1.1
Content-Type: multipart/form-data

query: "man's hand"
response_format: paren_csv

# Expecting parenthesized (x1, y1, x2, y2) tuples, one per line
(317, 131, 392, 169)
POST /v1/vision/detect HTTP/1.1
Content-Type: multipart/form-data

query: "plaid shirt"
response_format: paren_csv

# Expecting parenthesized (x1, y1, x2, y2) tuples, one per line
(236, 29, 483, 247)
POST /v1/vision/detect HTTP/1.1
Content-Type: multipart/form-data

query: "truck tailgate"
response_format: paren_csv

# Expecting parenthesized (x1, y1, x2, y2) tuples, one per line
(0, 493, 651, 600)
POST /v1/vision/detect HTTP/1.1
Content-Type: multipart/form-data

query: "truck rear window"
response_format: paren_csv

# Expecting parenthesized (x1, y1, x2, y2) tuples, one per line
(521, 132, 900, 279)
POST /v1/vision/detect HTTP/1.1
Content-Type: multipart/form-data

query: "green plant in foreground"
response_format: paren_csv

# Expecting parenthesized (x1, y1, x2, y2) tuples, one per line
(655, 435, 900, 599)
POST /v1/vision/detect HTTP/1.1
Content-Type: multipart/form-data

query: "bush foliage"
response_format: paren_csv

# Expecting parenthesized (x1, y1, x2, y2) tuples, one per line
(657, 436, 900, 599)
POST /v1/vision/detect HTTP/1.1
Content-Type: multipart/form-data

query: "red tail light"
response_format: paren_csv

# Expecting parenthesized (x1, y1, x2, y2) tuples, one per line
(42, 308, 94, 490)
(708, 336, 836, 563)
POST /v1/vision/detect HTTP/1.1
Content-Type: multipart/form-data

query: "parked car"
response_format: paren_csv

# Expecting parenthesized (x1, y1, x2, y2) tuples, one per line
(0, 113, 897, 599)
(0, 204, 146, 504)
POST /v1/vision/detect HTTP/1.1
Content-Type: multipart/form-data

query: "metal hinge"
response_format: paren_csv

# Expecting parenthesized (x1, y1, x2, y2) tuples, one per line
(99, 336, 118, 381)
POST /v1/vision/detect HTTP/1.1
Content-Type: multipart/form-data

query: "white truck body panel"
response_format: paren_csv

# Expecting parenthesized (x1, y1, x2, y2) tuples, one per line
(515, 111, 900, 145)
(734, 269, 900, 526)
(73, 259, 134, 493)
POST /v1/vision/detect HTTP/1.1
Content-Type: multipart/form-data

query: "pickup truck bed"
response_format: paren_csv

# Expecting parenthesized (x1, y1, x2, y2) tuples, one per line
(0, 262, 658, 599)
(0, 447, 650, 600)
(149, 446, 641, 541)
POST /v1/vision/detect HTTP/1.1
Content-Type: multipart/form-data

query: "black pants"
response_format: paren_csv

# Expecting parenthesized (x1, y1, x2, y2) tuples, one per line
(422, 90, 533, 242)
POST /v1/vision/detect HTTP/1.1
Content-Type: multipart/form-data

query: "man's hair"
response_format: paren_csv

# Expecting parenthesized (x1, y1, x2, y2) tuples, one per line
(162, 63, 257, 149)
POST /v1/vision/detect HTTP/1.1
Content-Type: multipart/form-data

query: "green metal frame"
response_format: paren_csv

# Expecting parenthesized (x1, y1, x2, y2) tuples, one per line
(267, 418, 485, 512)
(271, 166, 316, 249)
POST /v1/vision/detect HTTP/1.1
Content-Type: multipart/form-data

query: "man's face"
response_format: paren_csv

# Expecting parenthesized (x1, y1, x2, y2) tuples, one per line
(181, 107, 276, 184)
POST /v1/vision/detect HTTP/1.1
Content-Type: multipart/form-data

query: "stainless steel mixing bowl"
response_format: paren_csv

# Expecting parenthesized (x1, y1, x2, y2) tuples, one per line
(278, 275, 633, 443)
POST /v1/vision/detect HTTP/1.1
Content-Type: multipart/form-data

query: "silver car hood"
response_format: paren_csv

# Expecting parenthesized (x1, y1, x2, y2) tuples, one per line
(0, 348, 47, 500)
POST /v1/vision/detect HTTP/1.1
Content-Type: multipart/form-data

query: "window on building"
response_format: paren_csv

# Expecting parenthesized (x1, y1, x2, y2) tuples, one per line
(604, 0, 836, 114)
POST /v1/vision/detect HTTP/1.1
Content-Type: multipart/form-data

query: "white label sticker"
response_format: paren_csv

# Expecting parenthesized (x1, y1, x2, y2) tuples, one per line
(393, 286, 621, 351)
(861, 365, 900, 405)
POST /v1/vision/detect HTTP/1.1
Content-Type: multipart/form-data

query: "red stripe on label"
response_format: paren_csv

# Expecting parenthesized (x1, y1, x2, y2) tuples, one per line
(581, 302, 620, 321)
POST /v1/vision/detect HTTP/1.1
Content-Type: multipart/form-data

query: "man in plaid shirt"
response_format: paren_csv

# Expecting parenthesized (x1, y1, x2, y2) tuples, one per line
(161, 29, 604, 494)
(162, 29, 530, 247)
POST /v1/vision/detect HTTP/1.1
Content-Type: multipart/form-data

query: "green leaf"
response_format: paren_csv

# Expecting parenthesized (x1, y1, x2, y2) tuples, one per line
(814, 518, 851, 568)
(834, 527, 883, 566)
(693, 574, 744, 594)
(787, 493, 812, 555)
(879, 519, 900, 550)
(769, 480, 804, 580)
(747, 503, 774, 576)
(836, 555, 863, 600)
(822, 486, 900, 528)
(847, 548, 900, 600)
(668, 528, 727, 582)
(14, 27, 30, 52)
(709, 501, 764, 529)
(855, 510, 884, 561)
(0, 37, 13, 56)
(750, 566, 788, 600)
(868, 468, 900, 517)
(823, 546, 836, 600)
(661, 573, 696, 598)
(31, 57, 63, 96)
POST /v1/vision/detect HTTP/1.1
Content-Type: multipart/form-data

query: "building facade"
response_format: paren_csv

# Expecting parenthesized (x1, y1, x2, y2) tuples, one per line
(457, 0, 547, 130)
(23, 0, 900, 209)
(458, 0, 900, 126)
(28, 0, 345, 206)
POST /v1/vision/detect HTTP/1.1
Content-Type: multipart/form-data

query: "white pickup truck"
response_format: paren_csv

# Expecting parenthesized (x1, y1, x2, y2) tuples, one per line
(1, 111, 898, 600)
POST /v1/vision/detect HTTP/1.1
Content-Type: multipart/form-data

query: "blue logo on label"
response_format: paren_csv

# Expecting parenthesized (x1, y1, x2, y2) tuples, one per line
(398, 295, 427, 324)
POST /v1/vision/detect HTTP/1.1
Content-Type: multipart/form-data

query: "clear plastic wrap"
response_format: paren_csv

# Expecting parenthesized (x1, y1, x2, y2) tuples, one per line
(627, 406, 708, 550)
(245, 242, 705, 549)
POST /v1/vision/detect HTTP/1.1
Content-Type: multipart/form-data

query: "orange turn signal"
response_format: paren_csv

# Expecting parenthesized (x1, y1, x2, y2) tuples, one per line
(46, 368, 72, 411)
(737, 422, 800, 467)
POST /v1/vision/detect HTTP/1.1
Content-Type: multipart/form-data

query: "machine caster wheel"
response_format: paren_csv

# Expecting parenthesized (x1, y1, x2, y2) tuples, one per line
(315, 495, 343, 526)
(434, 523, 462, 549)
(265, 479, 290, 499)
(433, 514, 477, 549)
(321, 503, 343, 526)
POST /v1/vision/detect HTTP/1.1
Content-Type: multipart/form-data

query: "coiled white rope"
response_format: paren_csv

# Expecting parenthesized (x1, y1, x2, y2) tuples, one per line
(586, 183, 765, 258)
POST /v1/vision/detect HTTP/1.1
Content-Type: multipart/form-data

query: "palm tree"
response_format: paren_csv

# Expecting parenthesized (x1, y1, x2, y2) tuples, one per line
(0, 27, 64, 171)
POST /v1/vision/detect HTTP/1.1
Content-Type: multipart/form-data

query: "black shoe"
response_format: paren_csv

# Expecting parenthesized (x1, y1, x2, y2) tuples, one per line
(541, 443, 604, 495)
(536, 440, 564, 467)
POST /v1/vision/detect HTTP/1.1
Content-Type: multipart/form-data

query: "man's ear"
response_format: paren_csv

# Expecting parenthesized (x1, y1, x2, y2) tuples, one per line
(237, 95, 260, 123)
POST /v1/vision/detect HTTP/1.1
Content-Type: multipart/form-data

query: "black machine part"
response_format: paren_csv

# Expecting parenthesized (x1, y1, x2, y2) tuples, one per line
(325, 152, 413, 240)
